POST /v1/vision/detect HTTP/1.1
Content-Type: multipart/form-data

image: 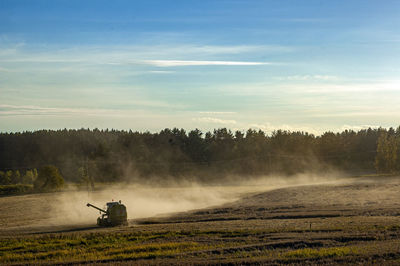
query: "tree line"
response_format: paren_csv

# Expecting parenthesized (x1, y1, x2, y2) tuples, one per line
(0, 165, 64, 195)
(0, 127, 398, 185)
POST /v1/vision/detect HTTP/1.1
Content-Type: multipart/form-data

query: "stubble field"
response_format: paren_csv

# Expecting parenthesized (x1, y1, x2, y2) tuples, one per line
(1, 175, 400, 265)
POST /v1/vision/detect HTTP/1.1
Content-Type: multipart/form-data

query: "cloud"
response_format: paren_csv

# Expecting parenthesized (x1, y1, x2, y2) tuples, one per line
(0, 104, 126, 117)
(248, 123, 317, 133)
(308, 111, 400, 118)
(246, 123, 381, 136)
(0, 102, 186, 117)
(0, 43, 286, 65)
(279, 75, 339, 81)
(340, 124, 379, 131)
(142, 60, 270, 67)
(148, 70, 175, 74)
(303, 82, 400, 93)
(214, 79, 400, 98)
(198, 111, 236, 115)
(194, 117, 237, 125)
(0, 67, 12, 72)
(186, 45, 293, 54)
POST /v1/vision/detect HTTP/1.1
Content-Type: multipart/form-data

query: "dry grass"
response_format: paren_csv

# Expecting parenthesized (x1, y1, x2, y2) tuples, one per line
(283, 247, 357, 259)
(0, 232, 214, 264)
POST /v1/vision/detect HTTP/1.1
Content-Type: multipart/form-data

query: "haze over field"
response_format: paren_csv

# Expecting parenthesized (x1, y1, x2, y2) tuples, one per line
(0, 173, 345, 229)
(2, 2, 400, 265)
(1, 0, 400, 134)
(2, 174, 400, 265)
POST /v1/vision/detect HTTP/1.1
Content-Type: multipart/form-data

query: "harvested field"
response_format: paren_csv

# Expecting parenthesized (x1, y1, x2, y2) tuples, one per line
(1, 176, 400, 265)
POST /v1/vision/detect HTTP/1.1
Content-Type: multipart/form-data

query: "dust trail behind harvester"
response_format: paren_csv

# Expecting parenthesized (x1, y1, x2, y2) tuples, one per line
(48, 172, 349, 226)
(49, 184, 267, 226)
(0, 173, 353, 231)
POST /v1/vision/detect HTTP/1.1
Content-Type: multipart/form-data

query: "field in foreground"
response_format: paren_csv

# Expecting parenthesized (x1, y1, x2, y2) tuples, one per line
(1, 176, 400, 265)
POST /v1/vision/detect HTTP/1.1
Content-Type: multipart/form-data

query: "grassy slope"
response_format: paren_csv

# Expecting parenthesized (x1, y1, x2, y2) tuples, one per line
(1, 219, 400, 264)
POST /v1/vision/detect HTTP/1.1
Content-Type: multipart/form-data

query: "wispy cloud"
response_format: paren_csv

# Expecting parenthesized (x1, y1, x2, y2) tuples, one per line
(0, 104, 146, 117)
(246, 122, 381, 135)
(198, 111, 236, 115)
(308, 111, 400, 118)
(0, 67, 12, 72)
(340, 124, 379, 131)
(148, 70, 175, 74)
(0, 102, 186, 117)
(302, 81, 400, 93)
(0, 43, 287, 64)
(142, 60, 270, 67)
(248, 123, 318, 133)
(277, 75, 339, 81)
(185, 45, 293, 54)
(0, 104, 107, 117)
(214, 79, 400, 97)
(194, 117, 237, 125)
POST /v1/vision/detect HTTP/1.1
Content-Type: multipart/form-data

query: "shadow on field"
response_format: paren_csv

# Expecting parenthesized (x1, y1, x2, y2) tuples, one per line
(32, 225, 99, 235)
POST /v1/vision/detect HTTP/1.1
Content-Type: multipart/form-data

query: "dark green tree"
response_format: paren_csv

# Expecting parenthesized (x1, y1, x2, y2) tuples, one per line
(34, 165, 64, 191)
(0, 171, 9, 185)
(375, 132, 399, 173)
(22, 170, 35, 184)
(11, 170, 21, 184)
(1, 170, 12, 185)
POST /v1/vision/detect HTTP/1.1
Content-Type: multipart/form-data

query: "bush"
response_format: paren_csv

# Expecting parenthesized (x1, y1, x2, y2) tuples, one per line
(34, 165, 64, 192)
(0, 184, 33, 196)
(0, 171, 12, 185)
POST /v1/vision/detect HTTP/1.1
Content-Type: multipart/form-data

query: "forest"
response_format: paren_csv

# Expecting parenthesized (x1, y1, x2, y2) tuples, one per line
(0, 127, 399, 186)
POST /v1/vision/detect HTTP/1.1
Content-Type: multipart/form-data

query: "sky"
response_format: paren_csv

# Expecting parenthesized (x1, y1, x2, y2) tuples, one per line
(1, 0, 400, 134)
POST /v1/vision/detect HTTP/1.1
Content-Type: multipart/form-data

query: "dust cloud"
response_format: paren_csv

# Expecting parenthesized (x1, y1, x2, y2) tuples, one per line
(49, 172, 348, 226)
(50, 184, 263, 225)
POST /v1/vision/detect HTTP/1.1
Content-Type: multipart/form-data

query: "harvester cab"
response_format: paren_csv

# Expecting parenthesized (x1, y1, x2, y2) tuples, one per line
(87, 200, 128, 226)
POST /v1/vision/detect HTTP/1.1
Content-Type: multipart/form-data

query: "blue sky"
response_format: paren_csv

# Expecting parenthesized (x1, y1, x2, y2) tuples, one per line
(1, 0, 400, 134)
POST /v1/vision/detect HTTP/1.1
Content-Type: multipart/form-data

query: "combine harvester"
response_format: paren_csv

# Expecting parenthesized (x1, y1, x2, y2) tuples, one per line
(87, 200, 128, 226)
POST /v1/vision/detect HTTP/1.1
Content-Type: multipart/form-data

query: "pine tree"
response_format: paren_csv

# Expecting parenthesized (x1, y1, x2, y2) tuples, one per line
(375, 132, 398, 173)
